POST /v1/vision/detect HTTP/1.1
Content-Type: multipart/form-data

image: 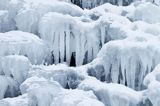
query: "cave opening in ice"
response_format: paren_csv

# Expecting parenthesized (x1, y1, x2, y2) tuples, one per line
(70, 53, 76, 66)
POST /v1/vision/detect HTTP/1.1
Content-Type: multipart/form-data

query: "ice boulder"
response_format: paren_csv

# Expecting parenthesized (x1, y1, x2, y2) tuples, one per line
(29, 64, 84, 89)
(0, 31, 48, 64)
(78, 77, 143, 106)
(20, 76, 104, 106)
(144, 64, 160, 106)
(97, 33, 160, 90)
(128, 2, 160, 23)
(39, 12, 100, 66)
(0, 76, 19, 99)
(20, 77, 63, 106)
(0, 55, 30, 84)
(15, 0, 83, 34)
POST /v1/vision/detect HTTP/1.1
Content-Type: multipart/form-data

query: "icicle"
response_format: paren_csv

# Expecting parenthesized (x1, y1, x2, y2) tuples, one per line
(65, 25, 71, 65)
(59, 31, 65, 63)
(76, 33, 81, 66)
(53, 32, 59, 64)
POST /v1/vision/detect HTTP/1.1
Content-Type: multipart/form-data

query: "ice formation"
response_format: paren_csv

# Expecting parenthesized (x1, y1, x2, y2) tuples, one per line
(71, 0, 140, 9)
(0, 76, 19, 99)
(28, 64, 85, 89)
(0, 10, 15, 32)
(0, 55, 30, 99)
(0, 55, 30, 84)
(78, 77, 144, 106)
(19, 77, 105, 106)
(127, 2, 160, 23)
(39, 12, 100, 66)
(0, 0, 160, 106)
(144, 64, 160, 106)
(0, 31, 48, 64)
(97, 33, 160, 90)
(15, 0, 83, 34)
(0, 94, 28, 106)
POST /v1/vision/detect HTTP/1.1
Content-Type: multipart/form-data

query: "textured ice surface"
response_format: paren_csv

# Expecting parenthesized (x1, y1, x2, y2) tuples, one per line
(128, 2, 160, 23)
(19, 77, 104, 106)
(97, 33, 160, 90)
(144, 65, 160, 106)
(0, 55, 30, 84)
(0, 31, 48, 64)
(39, 12, 100, 66)
(78, 77, 144, 106)
(0, 10, 15, 32)
(15, 0, 83, 34)
(0, 0, 160, 106)
(28, 64, 85, 89)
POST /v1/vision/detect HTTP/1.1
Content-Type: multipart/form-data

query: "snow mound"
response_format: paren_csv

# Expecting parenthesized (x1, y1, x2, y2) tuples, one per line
(132, 21, 160, 36)
(88, 3, 123, 16)
(20, 76, 104, 106)
(78, 77, 143, 106)
(29, 64, 84, 89)
(128, 2, 160, 23)
(0, 31, 48, 64)
(20, 77, 63, 106)
(52, 89, 105, 106)
(0, 94, 28, 106)
(97, 33, 160, 90)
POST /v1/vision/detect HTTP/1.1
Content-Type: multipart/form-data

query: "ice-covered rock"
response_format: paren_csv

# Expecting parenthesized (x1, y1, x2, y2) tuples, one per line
(0, 55, 30, 100)
(0, 55, 30, 84)
(39, 12, 100, 66)
(0, 31, 48, 64)
(0, 76, 19, 99)
(20, 77, 63, 106)
(97, 33, 160, 90)
(15, 0, 83, 34)
(144, 64, 160, 106)
(128, 2, 160, 23)
(78, 77, 143, 106)
(20, 76, 104, 106)
(28, 64, 84, 89)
